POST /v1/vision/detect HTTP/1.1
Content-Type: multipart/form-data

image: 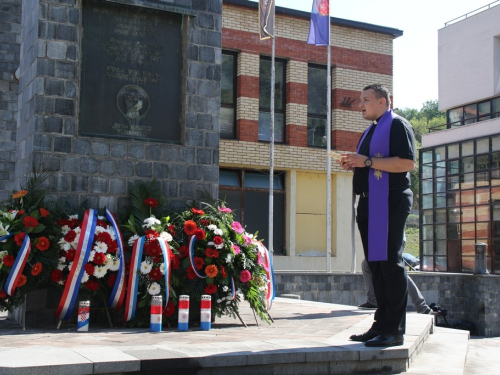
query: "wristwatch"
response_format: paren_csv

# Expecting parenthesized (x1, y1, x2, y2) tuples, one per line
(364, 157, 372, 168)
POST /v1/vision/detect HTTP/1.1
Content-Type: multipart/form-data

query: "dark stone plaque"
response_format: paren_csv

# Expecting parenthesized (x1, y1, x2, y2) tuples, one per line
(80, 0, 183, 142)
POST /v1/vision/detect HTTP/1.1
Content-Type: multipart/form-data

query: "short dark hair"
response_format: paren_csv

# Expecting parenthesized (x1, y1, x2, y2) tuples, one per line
(363, 84, 391, 107)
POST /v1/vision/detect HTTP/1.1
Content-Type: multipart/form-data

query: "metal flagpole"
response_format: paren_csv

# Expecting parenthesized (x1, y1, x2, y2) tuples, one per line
(326, 11, 332, 273)
(269, 36, 275, 255)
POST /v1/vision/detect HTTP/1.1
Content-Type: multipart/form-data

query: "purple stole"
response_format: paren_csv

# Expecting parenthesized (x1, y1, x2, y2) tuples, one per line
(357, 109, 395, 261)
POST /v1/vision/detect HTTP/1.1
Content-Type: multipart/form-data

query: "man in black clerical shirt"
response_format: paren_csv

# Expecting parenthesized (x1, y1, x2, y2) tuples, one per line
(338, 84, 416, 347)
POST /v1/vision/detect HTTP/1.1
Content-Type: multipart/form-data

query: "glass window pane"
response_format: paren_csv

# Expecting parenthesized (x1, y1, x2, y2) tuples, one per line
(476, 171, 489, 187)
(307, 117, 326, 147)
(220, 107, 235, 139)
(422, 194, 433, 209)
(435, 161, 446, 177)
(422, 150, 433, 164)
(462, 224, 475, 239)
(478, 101, 491, 121)
(448, 208, 461, 223)
(422, 241, 433, 256)
(307, 66, 327, 116)
(461, 206, 475, 222)
(477, 222, 491, 238)
(461, 189, 475, 206)
(259, 59, 284, 110)
(422, 165, 432, 179)
(492, 170, 500, 187)
(219, 170, 240, 186)
(447, 176, 459, 190)
(244, 172, 283, 190)
(476, 205, 490, 222)
(423, 225, 434, 240)
(448, 144, 459, 159)
(221, 54, 235, 105)
(464, 103, 478, 124)
(461, 156, 474, 174)
(422, 256, 433, 271)
(435, 193, 446, 208)
(435, 209, 446, 223)
(436, 240, 447, 255)
(422, 210, 433, 224)
(476, 155, 489, 170)
(435, 256, 447, 271)
(447, 192, 460, 207)
(492, 98, 500, 118)
(435, 225, 446, 240)
(258, 112, 284, 142)
(434, 146, 446, 162)
(492, 134, 500, 151)
(462, 141, 474, 156)
(493, 205, 500, 221)
(476, 188, 490, 205)
(462, 257, 474, 273)
(492, 152, 500, 169)
(422, 179, 433, 194)
(476, 137, 490, 153)
(435, 178, 446, 193)
(447, 160, 459, 174)
(461, 173, 474, 190)
(448, 107, 463, 126)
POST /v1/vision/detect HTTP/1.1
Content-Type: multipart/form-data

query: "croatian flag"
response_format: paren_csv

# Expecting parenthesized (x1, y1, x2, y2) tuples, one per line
(307, 0, 330, 46)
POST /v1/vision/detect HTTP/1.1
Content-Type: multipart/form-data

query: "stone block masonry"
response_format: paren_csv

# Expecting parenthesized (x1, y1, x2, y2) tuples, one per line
(3, 0, 222, 214)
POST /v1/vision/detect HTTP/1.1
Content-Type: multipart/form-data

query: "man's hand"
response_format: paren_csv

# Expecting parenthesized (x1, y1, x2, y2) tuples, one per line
(340, 154, 368, 170)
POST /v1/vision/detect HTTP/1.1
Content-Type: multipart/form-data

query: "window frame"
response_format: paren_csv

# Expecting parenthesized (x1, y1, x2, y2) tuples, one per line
(307, 63, 328, 148)
(220, 50, 238, 139)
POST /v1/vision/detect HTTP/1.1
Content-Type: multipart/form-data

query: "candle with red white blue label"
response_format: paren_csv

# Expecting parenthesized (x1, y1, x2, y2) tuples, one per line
(178, 295, 189, 331)
(150, 296, 162, 332)
(200, 294, 211, 331)
(77, 301, 90, 332)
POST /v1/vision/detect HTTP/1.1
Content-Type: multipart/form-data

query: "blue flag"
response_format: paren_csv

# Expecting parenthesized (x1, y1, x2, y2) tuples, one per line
(307, 0, 330, 46)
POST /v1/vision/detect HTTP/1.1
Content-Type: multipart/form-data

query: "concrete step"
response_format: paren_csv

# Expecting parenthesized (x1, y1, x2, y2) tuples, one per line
(405, 326, 470, 375)
(464, 336, 500, 375)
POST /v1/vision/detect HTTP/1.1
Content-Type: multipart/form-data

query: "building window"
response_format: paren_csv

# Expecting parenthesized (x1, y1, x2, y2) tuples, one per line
(219, 169, 286, 254)
(420, 133, 500, 274)
(446, 96, 500, 127)
(307, 64, 328, 147)
(220, 51, 237, 139)
(259, 57, 286, 142)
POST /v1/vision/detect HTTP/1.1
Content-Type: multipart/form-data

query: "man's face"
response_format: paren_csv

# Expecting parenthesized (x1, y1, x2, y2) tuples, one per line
(359, 89, 387, 121)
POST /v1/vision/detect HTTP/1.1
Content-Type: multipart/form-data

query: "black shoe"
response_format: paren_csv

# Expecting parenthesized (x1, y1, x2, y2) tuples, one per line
(349, 329, 382, 342)
(364, 333, 404, 347)
(357, 302, 377, 310)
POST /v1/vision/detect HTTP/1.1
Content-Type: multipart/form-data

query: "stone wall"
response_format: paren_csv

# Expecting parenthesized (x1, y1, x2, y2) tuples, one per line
(0, 0, 21, 202)
(275, 271, 500, 337)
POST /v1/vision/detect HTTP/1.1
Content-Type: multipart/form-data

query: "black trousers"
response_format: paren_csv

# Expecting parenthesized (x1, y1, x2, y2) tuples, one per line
(356, 188, 413, 335)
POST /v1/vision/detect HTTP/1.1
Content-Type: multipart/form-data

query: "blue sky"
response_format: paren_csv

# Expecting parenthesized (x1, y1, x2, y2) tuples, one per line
(248, 0, 496, 110)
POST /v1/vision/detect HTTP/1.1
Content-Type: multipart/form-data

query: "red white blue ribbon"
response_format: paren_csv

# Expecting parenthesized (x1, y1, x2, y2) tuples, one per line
(157, 238, 172, 309)
(188, 235, 206, 278)
(55, 209, 97, 320)
(257, 241, 276, 310)
(230, 277, 236, 300)
(105, 209, 126, 310)
(124, 236, 145, 322)
(3, 233, 31, 296)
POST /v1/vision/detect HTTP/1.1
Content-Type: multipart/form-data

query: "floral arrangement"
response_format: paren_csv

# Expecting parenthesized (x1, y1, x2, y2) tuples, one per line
(0, 172, 60, 311)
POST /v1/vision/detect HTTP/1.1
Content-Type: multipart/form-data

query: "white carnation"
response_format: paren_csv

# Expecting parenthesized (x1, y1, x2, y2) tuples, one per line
(81, 272, 89, 283)
(207, 224, 217, 231)
(160, 263, 165, 274)
(214, 228, 223, 236)
(160, 232, 173, 242)
(148, 282, 161, 295)
(140, 260, 153, 274)
(128, 234, 140, 247)
(143, 217, 160, 229)
(94, 266, 107, 279)
(109, 258, 120, 271)
(94, 241, 108, 253)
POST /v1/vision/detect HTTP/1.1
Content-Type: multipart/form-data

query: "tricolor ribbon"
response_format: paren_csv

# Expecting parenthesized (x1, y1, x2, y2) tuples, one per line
(230, 276, 236, 300)
(188, 235, 206, 278)
(256, 241, 276, 310)
(124, 236, 145, 322)
(55, 209, 98, 320)
(105, 209, 126, 310)
(2, 233, 31, 296)
(157, 237, 172, 310)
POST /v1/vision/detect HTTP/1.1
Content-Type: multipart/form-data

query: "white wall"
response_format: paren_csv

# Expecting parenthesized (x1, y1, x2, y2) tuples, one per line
(438, 5, 500, 110)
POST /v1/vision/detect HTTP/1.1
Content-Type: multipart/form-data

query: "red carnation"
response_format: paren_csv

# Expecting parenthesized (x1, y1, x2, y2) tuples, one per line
(186, 266, 196, 280)
(23, 216, 39, 228)
(86, 279, 99, 291)
(31, 262, 42, 276)
(84, 263, 95, 276)
(2, 255, 15, 267)
(164, 301, 175, 317)
(64, 230, 76, 243)
(168, 224, 176, 236)
(51, 269, 63, 283)
(96, 232, 113, 245)
(213, 236, 223, 245)
(69, 218, 79, 229)
(145, 240, 161, 258)
(220, 265, 227, 278)
(93, 253, 106, 265)
(195, 229, 206, 240)
(18, 210, 25, 215)
(149, 268, 163, 281)
(204, 284, 217, 294)
(144, 198, 158, 207)
(107, 273, 117, 287)
(16, 275, 27, 287)
(57, 219, 69, 226)
(200, 219, 210, 226)
(107, 241, 118, 254)
(170, 255, 180, 270)
(194, 256, 204, 270)
(14, 232, 26, 246)
(39, 208, 50, 217)
(0, 290, 6, 298)
(65, 249, 76, 262)
(205, 248, 219, 258)
(183, 220, 197, 235)
(178, 246, 189, 258)
(191, 208, 205, 215)
(145, 229, 159, 238)
(35, 236, 50, 251)
(97, 219, 108, 228)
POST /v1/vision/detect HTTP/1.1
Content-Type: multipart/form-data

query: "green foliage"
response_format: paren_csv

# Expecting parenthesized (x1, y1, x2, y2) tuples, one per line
(404, 227, 420, 258)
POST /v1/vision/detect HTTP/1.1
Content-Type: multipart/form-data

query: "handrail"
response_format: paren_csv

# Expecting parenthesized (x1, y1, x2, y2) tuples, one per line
(444, 0, 500, 26)
(428, 111, 500, 132)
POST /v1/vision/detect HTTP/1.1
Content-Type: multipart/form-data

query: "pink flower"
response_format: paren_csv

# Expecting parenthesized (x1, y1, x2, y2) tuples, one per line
(231, 221, 244, 234)
(240, 270, 251, 283)
(242, 235, 252, 245)
(232, 244, 241, 254)
(219, 207, 232, 213)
